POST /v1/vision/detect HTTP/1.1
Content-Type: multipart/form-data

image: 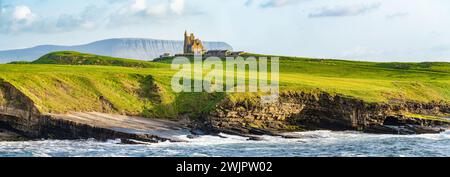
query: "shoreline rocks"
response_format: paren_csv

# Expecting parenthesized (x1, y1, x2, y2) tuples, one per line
(0, 128, 29, 141)
(204, 92, 450, 136)
(0, 112, 188, 143)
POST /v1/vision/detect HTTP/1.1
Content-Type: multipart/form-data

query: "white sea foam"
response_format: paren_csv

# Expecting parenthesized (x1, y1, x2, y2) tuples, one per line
(0, 131, 449, 157)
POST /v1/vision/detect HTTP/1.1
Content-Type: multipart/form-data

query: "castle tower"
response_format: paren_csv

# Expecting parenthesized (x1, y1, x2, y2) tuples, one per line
(184, 30, 190, 54)
(183, 31, 204, 55)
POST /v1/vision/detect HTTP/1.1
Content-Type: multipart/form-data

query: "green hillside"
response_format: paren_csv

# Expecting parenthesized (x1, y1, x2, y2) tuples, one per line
(1, 51, 449, 119)
(32, 51, 161, 68)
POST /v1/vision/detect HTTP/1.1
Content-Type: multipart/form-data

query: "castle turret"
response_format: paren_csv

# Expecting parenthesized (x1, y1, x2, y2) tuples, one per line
(184, 30, 191, 54)
(183, 31, 204, 55)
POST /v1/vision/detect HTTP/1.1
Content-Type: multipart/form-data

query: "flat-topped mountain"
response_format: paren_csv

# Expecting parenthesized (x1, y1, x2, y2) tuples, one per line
(0, 38, 233, 63)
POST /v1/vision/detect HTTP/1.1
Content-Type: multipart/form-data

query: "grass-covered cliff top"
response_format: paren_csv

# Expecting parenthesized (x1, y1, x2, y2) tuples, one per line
(32, 51, 159, 68)
(0, 51, 449, 118)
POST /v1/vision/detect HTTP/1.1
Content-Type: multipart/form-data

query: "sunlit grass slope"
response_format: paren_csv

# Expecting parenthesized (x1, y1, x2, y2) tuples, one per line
(0, 64, 226, 119)
(33, 51, 160, 68)
(275, 56, 450, 103)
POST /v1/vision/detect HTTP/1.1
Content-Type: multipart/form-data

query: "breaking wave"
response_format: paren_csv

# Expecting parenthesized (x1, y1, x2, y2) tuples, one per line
(0, 131, 449, 157)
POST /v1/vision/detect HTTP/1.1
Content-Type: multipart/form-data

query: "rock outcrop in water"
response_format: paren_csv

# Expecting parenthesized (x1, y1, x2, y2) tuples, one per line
(0, 38, 233, 63)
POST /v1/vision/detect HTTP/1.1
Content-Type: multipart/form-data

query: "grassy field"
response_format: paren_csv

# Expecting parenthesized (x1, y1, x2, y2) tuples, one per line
(32, 51, 161, 68)
(0, 51, 449, 118)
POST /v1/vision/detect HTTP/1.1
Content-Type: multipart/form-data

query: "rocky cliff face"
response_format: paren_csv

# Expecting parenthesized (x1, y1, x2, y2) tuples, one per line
(0, 38, 233, 63)
(0, 79, 42, 138)
(0, 79, 182, 142)
(204, 92, 450, 135)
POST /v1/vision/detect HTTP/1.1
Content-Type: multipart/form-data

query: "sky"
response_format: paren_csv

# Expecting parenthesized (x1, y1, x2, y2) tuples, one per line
(0, 0, 450, 62)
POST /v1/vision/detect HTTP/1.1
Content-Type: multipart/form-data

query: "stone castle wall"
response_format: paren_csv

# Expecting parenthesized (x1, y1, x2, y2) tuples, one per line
(184, 31, 204, 55)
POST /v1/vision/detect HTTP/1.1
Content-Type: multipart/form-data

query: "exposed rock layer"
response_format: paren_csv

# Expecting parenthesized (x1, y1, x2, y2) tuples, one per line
(0, 79, 186, 142)
(205, 92, 450, 135)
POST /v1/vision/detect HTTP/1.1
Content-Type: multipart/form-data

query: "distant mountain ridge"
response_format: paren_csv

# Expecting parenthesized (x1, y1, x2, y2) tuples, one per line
(0, 38, 233, 63)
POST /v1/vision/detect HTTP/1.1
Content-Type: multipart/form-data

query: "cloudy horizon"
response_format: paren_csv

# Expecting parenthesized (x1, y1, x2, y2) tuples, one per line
(1, 0, 450, 62)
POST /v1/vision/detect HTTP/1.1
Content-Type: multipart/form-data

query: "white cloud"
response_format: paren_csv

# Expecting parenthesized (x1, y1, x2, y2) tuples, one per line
(123, 0, 185, 16)
(170, 0, 184, 14)
(0, 5, 37, 33)
(246, 0, 302, 8)
(0, 4, 106, 34)
(12, 6, 35, 22)
(108, 0, 188, 26)
(146, 3, 168, 16)
(54, 6, 104, 31)
(130, 0, 147, 12)
(0, 0, 192, 34)
(309, 3, 381, 18)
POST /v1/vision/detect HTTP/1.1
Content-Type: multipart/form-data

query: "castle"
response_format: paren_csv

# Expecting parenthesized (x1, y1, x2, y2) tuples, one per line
(173, 31, 243, 58)
(184, 31, 205, 55)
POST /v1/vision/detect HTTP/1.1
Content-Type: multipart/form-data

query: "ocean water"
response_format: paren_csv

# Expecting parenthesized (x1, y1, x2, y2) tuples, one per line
(0, 131, 449, 157)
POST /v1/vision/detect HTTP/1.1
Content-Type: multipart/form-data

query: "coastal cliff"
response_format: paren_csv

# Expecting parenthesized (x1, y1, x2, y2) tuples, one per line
(202, 92, 450, 136)
(1, 77, 449, 141)
(0, 79, 186, 142)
